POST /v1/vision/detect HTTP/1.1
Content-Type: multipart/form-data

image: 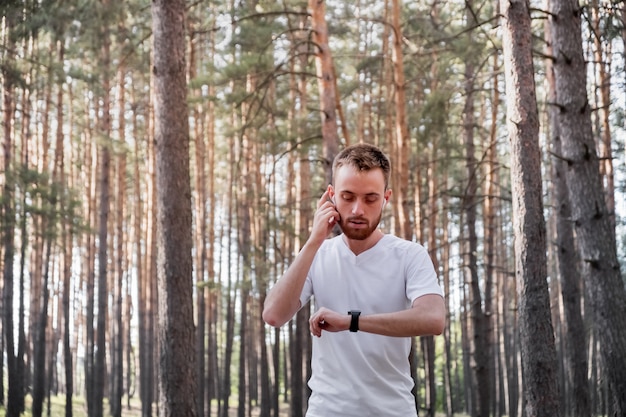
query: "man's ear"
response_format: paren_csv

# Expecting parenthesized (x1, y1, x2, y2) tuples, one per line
(384, 189, 392, 206)
(328, 184, 335, 203)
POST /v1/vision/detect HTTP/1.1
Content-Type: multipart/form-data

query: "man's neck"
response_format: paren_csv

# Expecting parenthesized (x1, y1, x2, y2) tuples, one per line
(343, 229, 384, 255)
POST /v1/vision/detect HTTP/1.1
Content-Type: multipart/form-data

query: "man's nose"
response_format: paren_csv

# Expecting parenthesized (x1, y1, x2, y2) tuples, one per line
(351, 200, 365, 215)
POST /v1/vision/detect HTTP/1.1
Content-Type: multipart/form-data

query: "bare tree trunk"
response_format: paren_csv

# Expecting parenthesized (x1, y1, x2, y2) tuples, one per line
(32, 211, 54, 417)
(133, 89, 152, 416)
(84, 88, 98, 417)
(187, 16, 208, 416)
(549, 1, 626, 413)
(484, 52, 501, 417)
(94, 18, 112, 417)
(220, 132, 237, 417)
(500, 2, 561, 417)
(237, 126, 253, 417)
(152, 0, 197, 415)
(461, 2, 489, 412)
(544, 13, 590, 417)
(2, 8, 20, 415)
(390, 0, 411, 241)
(589, 0, 615, 229)
(308, 0, 339, 182)
(205, 28, 218, 415)
(440, 179, 453, 417)
(110, 60, 127, 417)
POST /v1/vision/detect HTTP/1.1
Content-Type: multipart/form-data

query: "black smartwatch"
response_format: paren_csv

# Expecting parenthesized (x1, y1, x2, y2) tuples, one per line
(348, 310, 361, 332)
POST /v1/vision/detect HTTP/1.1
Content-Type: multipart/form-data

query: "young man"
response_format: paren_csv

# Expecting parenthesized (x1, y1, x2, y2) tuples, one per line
(263, 143, 445, 417)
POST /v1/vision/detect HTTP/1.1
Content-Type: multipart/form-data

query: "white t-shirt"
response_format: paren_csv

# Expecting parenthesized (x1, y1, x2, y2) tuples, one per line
(299, 234, 444, 417)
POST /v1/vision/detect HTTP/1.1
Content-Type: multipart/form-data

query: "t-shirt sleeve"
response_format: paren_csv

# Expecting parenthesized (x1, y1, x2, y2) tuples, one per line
(406, 245, 444, 303)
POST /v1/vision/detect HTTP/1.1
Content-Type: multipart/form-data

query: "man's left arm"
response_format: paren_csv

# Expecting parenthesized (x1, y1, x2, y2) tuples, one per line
(309, 294, 445, 337)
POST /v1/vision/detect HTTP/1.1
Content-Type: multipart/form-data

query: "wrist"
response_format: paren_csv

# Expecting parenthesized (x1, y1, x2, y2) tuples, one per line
(348, 310, 361, 332)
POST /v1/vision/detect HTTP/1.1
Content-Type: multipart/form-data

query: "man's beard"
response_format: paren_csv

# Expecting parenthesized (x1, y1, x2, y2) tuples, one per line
(338, 211, 382, 240)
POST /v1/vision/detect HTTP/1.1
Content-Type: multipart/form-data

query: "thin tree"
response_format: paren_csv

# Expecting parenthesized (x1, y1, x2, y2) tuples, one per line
(548, 0, 626, 414)
(151, 0, 198, 415)
(499, 1, 561, 417)
(94, 0, 113, 412)
(2, 4, 21, 415)
(61, 145, 75, 417)
(544, 13, 590, 417)
(188, 12, 208, 416)
(461, 2, 489, 415)
(308, 0, 340, 182)
(390, 0, 412, 242)
(111, 62, 127, 417)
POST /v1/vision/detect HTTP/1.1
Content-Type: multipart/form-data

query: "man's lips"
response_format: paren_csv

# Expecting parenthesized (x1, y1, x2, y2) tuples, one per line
(345, 217, 368, 228)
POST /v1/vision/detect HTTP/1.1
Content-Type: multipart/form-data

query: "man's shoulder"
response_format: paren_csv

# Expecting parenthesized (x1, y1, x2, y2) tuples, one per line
(380, 234, 425, 251)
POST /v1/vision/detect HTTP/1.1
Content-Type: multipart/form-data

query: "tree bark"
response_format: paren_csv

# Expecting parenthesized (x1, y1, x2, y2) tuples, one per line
(2, 7, 20, 415)
(94, 9, 112, 414)
(152, 0, 198, 415)
(111, 62, 127, 417)
(390, 0, 412, 241)
(500, 1, 561, 416)
(549, 0, 626, 414)
(544, 13, 590, 417)
(590, 0, 615, 229)
(308, 0, 339, 183)
(461, 2, 489, 413)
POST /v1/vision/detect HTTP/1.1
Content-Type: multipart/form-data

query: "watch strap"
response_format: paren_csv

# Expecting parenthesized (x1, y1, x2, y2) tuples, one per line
(348, 310, 361, 332)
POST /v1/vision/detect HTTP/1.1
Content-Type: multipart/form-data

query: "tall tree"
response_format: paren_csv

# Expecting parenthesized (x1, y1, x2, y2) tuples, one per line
(110, 62, 127, 417)
(61, 121, 75, 417)
(151, 0, 197, 416)
(390, 0, 412, 242)
(499, 1, 561, 417)
(1, 3, 21, 415)
(549, 0, 626, 414)
(308, 0, 340, 182)
(460, 2, 490, 416)
(544, 12, 590, 417)
(94, 2, 113, 415)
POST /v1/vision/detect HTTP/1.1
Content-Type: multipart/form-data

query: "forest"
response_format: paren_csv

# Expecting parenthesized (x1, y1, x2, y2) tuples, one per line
(1, 0, 626, 417)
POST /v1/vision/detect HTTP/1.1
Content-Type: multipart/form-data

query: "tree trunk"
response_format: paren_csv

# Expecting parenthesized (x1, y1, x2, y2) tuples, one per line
(390, 0, 412, 241)
(32, 218, 53, 417)
(83, 88, 98, 417)
(500, 1, 561, 416)
(461, 3, 489, 413)
(549, 0, 626, 413)
(484, 52, 500, 417)
(94, 21, 112, 417)
(152, 0, 198, 415)
(2, 8, 20, 415)
(308, 0, 339, 182)
(220, 131, 237, 417)
(590, 0, 615, 229)
(188, 18, 208, 416)
(110, 59, 127, 417)
(544, 14, 590, 417)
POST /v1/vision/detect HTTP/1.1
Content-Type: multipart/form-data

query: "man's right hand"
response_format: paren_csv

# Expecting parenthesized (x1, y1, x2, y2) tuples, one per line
(309, 187, 340, 245)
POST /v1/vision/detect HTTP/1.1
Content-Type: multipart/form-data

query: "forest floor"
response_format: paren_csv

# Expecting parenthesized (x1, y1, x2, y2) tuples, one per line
(0, 394, 291, 417)
(0, 394, 460, 416)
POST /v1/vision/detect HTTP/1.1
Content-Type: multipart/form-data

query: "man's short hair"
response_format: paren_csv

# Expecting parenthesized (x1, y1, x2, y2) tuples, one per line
(332, 143, 391, 189)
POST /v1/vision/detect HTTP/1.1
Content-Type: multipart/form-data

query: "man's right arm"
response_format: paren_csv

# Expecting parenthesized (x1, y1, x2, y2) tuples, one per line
(262, 187, 339, 328)
(262, 240, 320, 327)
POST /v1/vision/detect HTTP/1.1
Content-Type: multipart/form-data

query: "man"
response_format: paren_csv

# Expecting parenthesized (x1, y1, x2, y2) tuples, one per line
(263, 143, 445, 417)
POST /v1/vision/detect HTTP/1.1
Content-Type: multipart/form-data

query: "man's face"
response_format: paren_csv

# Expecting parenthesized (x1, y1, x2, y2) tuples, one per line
(330, 165, 391, 241)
